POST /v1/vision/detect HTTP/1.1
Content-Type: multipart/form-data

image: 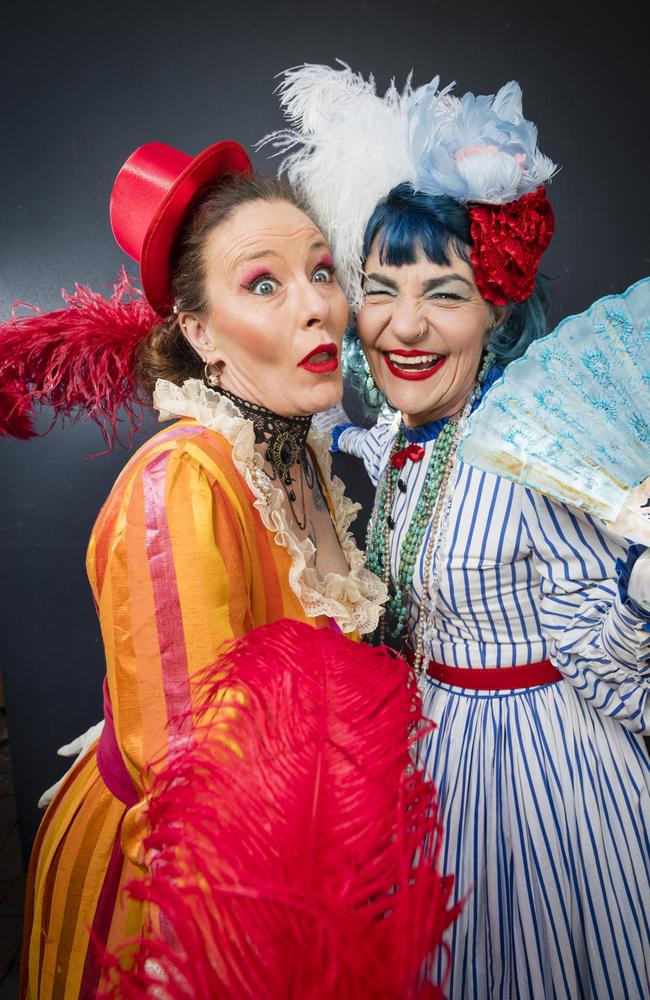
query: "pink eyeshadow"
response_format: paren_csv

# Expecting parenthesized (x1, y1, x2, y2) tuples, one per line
(239, 266, 270, 287)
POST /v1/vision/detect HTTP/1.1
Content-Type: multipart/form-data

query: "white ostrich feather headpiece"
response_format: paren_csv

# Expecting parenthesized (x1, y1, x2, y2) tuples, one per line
(259, 62, 557, 311)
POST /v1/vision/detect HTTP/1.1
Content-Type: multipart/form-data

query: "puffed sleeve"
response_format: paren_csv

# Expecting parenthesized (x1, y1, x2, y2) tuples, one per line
(333, 405, 398, 486)
(521, 487, 650, 733)
(87, 440, 253, 816)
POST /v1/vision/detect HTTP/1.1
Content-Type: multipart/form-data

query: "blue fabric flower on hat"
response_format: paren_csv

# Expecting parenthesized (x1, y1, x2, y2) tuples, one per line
(407, 81, 556, 204)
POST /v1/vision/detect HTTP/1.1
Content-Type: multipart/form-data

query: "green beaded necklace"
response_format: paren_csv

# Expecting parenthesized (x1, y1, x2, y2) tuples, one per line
(367, 353, 493, 644)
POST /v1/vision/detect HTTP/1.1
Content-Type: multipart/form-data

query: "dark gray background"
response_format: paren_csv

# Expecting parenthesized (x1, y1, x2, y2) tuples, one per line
(1, 0, 648, 854)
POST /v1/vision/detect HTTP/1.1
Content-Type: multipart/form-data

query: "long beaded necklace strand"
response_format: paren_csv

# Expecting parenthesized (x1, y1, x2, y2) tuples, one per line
(367, 353, 493, 658)
(218, 388, 314, 531)
(410, 394, 477, 676)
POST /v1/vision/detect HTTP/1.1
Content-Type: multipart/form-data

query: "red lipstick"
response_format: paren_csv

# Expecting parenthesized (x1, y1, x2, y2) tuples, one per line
(383, 350, 447, 381)
(298, 343, 339, 374)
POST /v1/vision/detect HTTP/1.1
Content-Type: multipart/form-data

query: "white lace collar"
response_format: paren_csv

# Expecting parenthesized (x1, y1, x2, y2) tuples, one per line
(153, 378, 386, 635)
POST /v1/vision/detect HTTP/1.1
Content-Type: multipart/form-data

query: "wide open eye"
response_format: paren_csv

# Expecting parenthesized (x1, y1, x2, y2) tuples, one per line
(313, 264, 335, 284)
(248, 275, 280, 296)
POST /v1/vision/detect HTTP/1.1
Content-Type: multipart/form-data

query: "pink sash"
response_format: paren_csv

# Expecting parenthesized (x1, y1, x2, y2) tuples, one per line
(96, 678, 139, 807)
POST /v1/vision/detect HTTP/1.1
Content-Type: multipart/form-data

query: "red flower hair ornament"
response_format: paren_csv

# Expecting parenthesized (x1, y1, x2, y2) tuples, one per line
(469, 187, 555, 307)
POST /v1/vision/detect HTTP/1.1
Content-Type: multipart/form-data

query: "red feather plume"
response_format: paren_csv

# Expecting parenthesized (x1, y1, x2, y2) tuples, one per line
(0, 375, 36, 440)
(0, 269, 159, 446)
(100, 620, 461, 999)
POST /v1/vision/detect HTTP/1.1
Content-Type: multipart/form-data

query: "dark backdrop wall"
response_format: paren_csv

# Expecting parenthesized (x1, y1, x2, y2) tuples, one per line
(1, 0, 648, 854)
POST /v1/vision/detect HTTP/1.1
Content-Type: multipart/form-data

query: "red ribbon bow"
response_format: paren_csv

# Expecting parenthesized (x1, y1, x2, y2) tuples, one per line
(391, 443, 425, 469)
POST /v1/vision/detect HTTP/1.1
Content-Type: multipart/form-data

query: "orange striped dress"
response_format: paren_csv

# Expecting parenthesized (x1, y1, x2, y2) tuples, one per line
(21, 379, 385, 1000)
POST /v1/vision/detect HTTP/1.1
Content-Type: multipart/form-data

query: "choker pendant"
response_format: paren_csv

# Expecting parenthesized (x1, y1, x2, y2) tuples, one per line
(216, 387, 313, 520)
(268, 428, 303, 501)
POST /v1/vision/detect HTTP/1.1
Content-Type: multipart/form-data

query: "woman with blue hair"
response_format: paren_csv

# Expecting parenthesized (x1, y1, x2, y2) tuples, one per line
(266, 65, 650, 998)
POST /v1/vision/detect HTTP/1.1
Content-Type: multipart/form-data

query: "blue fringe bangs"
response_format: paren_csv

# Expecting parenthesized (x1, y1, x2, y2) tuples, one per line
(362, 184, 472, 268)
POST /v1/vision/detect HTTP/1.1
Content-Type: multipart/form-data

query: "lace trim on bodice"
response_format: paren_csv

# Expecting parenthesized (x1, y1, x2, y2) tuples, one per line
(153, 378, 386, 634)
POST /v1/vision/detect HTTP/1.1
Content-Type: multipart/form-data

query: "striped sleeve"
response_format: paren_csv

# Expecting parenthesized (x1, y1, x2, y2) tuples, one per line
(93, 443, 253, 798)
(521, 488, 650, 733)
(335, 407, 398, 486)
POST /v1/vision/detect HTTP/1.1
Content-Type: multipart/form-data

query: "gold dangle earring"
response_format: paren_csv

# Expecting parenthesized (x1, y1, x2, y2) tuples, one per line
(203, 360, 222, 390)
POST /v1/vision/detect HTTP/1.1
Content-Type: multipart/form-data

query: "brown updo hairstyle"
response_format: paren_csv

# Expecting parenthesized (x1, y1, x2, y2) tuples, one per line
(135, 174, 315, 396)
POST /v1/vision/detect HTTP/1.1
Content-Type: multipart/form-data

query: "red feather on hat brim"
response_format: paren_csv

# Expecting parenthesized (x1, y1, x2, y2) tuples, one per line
(0, 268, 159, 449)
(99, 620, 462, 998)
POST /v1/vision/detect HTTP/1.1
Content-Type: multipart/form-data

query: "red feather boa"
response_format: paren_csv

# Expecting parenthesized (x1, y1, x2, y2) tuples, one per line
(100, 620, 461, 998)
(0, 269, 159, 446)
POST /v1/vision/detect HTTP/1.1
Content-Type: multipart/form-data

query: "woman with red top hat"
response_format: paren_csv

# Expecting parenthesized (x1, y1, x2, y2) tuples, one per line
(5, 139, 394, 998)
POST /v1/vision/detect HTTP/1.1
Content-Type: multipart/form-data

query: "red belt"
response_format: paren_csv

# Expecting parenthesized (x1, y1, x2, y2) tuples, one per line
(404, 650, 562, 690)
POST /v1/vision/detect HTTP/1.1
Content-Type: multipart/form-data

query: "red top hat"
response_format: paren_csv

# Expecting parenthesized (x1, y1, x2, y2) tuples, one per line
(110, 140, 253, 314)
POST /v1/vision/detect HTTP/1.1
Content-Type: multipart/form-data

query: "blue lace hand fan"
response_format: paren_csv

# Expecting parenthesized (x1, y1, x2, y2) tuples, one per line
(459, 277, 650, 543)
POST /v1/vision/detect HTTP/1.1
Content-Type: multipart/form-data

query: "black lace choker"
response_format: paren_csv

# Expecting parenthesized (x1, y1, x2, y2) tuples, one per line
(218, 388, 314, 522)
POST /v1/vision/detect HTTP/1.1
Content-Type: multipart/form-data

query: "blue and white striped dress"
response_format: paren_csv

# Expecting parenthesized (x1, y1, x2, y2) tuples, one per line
(338, 406, 650, 1000)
